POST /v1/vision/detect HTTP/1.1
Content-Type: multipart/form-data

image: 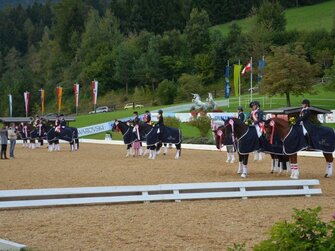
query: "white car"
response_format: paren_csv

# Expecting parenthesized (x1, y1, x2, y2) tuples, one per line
(89, 106, 110, 114)
(124, 103, 144, 109)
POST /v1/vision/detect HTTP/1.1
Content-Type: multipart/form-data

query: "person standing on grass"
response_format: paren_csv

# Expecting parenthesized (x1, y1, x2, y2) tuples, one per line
(0, 125, 8, 160)
(8, 123, 18, 159)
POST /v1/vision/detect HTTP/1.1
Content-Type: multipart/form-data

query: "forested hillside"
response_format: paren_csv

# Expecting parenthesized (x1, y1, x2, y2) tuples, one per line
(0, 0, 334, 116)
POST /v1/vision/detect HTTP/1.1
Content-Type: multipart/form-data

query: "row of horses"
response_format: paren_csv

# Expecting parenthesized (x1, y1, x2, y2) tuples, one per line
(113, 117, 334, 180)
(112, 120, 182, 159)
(18, 123, 79, 152)
(212, 117, 334, 179)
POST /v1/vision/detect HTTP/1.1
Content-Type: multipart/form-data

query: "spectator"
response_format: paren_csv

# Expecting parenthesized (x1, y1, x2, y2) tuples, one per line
(0, 126, 8, 159)
(8, 123, 18, 159)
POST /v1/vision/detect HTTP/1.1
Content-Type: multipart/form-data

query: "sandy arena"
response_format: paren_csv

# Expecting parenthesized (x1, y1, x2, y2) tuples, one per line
(0, 143, 334, 250)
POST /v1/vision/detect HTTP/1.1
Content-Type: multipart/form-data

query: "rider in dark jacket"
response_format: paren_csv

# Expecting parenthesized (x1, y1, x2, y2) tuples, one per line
(156, 110, 164, 141)
(237, 106, 245, 122)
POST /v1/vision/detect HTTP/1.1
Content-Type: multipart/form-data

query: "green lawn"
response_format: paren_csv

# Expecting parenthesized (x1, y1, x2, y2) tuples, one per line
(211, 0, 335, 35)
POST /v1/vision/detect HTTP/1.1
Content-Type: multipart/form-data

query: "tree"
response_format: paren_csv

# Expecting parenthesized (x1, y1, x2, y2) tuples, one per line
(156, 79, 177, 105)
(184, 8, 211, 55)
(256, 0, 286, 33)
(324, 55, 335, 91)
(263, 45, 319, 106)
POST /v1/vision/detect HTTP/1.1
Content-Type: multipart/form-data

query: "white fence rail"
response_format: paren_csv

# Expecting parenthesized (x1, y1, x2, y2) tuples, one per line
(0, 180, 321, 209)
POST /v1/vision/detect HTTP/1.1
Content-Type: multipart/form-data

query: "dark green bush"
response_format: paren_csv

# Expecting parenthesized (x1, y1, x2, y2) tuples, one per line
(164, 116, 181, 128)
(189, 115, 211, 137)
(254, 207, 335, 251)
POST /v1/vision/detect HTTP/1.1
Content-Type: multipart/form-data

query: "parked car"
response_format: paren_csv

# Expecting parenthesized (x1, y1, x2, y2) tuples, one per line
(124, 103, 144, 109)
(89, 106, 110, 114)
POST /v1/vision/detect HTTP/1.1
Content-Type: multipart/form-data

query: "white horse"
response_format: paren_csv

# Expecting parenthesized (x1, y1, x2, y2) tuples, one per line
(206, 92, 218, 110)
(191, 93, 209, 110)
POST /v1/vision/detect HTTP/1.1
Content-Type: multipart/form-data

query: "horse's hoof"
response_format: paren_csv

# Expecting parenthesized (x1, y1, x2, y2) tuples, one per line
(163, 153, 166, 155)
(324, 173, 329, 178)
(241, 173, 247, 178)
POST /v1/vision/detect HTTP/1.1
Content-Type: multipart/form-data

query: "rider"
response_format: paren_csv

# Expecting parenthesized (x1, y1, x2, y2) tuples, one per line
(59, 114, 66, 128)
(143, 110, 152, 125)
(296, 99, 313, 146)
(237, 106, 245, 122)
(55, 114, 61, 134)
(156, 109, 164, 141)
(250, 101, 264, 137)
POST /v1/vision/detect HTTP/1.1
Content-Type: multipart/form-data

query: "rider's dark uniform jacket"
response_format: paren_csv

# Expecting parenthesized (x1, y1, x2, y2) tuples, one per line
(238, 112, 245, 122)
(251, 109, 264, 125)
(60, 119, 66, 127)
(132, 116, 140, 125)
(296, 107, 311, 124)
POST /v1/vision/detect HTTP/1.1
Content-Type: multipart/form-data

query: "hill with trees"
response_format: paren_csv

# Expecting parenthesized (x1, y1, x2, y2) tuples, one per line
(0, 0, 334, 116)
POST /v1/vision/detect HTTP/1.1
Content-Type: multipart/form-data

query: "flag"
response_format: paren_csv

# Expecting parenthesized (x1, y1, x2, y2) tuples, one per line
(92, 80, 98, 106)
(257, 58, 266, 82)
(24, 91, 30, 117)
(233, 64, 242, 96)
(241, 62, 251, 75)
(74, 83, 79, 108)
(224, 65, 230, 98)
(56, 86, 63, 113)
(8, 94, 12, 117)
(40, 88, 45, 114)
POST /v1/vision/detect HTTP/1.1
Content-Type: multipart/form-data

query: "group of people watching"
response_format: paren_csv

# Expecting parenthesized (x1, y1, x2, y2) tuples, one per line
(0, 123, 19, 159)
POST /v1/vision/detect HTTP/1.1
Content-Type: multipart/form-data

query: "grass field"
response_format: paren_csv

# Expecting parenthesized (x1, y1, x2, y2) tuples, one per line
(211, 0, 335, 35)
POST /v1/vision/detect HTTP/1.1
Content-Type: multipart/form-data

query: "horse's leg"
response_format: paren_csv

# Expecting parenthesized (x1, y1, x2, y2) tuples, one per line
(237, 153, 243, 174)
(139, 142, 143, 156)
(289, 154, 299, 179)
(253, 151, 258, 161)
(156, 142, 162, 155)
(151, 145, 157, 160)
(30, 139, 36, 149)
(230, 146, 235, 163)
(241, 154, 249, 178)
(126, 144, 131, 157)
(174, 143, 181, 159)
(70, 141, 74, 152)
(226, 146, 231, 163)
(163, 143, 168, 155)
(323, 153, 333, 178)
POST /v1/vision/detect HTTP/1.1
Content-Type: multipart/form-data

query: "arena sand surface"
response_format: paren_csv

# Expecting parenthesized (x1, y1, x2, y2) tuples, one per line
(0, 143, 334, 251)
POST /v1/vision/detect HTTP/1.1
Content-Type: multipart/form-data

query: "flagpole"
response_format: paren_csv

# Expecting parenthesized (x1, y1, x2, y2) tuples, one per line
(238, 60, 241, 106)
(227, 60, 230, 109)
(8, 94, 12, 117)
(250, 57, 253, 102)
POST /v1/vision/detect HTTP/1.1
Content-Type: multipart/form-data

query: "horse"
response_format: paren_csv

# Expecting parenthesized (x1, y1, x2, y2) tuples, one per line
(30, 122, 52, 148)
(112, 120, 141, 157)
(206, 92, 218, 110)
(191, 93, 209, 110)
(223, 118, 287, 178)
(211, 120, 235, 163)
(46, 126, 76, 152)
(113, 120, 182, 160)
(264, 117, 334, 179)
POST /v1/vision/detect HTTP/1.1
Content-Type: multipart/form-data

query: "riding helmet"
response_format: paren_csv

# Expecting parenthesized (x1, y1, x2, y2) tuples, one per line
(158, 109, 163, 114)
(238, 106, 243, 111)
(253, 101, 260, 107)
(249, 102, 254, 108)
(302, 99, 310, 106)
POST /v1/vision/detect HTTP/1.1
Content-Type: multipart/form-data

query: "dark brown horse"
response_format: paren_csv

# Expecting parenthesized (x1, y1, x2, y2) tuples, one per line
(264, 117, 334, 179)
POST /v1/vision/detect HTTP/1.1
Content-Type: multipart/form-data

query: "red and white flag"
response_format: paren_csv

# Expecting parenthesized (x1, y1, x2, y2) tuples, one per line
(74, 83, 80, 108)
(92, 80, 98, 105)
(24, 91, 30, 117)
(241, 62, 251, 75)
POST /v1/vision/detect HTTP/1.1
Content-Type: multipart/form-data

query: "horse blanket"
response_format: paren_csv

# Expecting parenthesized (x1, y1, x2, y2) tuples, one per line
(145, 125, 181, 146)
(283, 125, 308, 155)
(47, 127, 74, 143)
(236, 126, 260, 155)
(308, 125, 335, 153)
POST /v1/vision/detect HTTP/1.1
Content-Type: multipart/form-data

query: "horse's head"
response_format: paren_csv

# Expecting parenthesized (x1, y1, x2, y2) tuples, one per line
(263, 119, 275, 142)
(222, 117, 246, 139)
(211, 121, 226, 150)
(112, 120, 120, 132)
(191, 93, 200, 102)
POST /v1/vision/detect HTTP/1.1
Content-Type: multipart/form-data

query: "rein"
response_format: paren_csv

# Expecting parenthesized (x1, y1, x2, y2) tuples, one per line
(269, 120, 275, 144)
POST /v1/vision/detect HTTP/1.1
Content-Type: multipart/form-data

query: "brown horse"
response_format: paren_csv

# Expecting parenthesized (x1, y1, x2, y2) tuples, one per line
(264, 118, 334, 179)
